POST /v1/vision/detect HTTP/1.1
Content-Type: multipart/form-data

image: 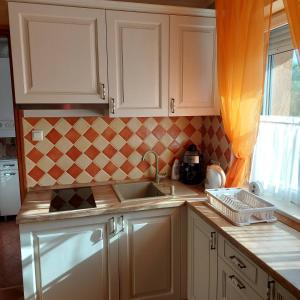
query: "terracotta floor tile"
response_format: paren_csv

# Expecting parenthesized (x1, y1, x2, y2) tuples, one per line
(0, 217, 23, 289)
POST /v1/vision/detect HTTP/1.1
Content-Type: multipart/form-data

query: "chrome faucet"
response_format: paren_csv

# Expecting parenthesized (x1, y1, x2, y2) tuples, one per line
(142, 150, 167, 184)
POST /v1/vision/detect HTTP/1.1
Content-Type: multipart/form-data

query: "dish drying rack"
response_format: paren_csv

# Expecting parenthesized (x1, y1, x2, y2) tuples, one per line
(205, 188, 277, 226)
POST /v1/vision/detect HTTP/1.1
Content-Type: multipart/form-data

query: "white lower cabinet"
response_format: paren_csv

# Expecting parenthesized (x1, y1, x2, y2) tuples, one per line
(188, 209, 218, 300)
(118, 208, 181, 300)
(20, 208, 182, 300)
(217, 258, 261, 300)
(20, 215, 111, 300)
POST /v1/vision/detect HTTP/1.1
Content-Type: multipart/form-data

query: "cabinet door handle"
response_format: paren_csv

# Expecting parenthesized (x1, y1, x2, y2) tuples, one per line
(210, 232, 217, 250)
(110, 98, 115, 114)
(99, 83, 106, 100)
(229, 255, 246, 269)
(3, 172, 16, 176)
(229, 275, 246, 290)
(170, 98, 175, 113)
(109, 217, 116, 235)
(120, 215, 125, 232)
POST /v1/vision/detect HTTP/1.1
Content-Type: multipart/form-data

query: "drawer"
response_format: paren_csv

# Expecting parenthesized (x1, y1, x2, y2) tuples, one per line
(218, 257, 262, 300)
(218, 234, 268, 298)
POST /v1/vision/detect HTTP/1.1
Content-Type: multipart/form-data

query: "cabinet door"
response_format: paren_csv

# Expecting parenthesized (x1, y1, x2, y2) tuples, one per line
(20, 219, 109, 300)
(118, 208, 181, 300)
(188, 209, 218, 300)
(107, 11, 169, 117)
(217, 258, 261, 300)
(169, 16, 219, 116)
(9, 2, 108, 104)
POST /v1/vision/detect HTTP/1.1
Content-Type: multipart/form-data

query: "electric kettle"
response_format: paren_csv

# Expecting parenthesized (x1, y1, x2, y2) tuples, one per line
(205, 164, 226, 189)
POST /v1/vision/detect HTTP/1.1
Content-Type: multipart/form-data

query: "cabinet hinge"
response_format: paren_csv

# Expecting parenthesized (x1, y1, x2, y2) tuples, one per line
(98, 83, 106, 100)
(267, 280, 275, 300)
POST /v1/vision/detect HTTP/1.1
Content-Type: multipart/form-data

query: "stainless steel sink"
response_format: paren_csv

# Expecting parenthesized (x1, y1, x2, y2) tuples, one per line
(113, 181, 168, 202)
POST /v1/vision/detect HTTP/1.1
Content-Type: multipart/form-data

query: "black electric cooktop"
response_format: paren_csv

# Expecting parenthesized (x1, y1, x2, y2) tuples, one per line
(49, 187, 96, 212)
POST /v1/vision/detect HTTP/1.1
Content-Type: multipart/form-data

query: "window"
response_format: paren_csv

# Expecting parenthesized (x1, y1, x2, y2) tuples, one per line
(250, 25, 300, 220)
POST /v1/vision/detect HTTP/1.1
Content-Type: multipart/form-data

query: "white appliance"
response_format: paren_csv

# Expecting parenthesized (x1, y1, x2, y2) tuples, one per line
(0, 40, 15, 138)
(205, 164, 226, 189)
(0, 159, 21, 216)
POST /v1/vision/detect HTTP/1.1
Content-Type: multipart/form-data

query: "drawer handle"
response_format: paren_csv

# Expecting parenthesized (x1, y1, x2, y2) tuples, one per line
(229, 275, 246, 290)
(229, 255, 246, 269)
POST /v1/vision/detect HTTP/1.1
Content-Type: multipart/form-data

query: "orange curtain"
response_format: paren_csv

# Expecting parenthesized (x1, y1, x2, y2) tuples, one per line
(283, 0, 300, 55)
(216, 0, 273, 187)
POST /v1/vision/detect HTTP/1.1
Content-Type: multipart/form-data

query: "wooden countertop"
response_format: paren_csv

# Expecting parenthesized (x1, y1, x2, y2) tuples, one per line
(18, 180, 300, 299)
(17, 179, 206, 224)
(189, 203, 300, 299)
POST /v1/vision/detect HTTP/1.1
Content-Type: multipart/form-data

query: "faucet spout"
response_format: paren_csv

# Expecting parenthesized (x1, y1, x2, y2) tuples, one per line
(142, 150, 166, 184)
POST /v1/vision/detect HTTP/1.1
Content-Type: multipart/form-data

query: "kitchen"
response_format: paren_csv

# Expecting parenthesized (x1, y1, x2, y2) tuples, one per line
(0, 0, 300, 300)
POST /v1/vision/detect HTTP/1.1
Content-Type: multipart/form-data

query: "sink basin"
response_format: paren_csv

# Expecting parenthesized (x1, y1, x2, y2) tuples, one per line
(113, 181, 167, 202)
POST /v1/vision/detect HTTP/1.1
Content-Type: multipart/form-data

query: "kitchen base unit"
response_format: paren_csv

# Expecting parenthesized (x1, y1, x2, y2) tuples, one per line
(19, 207, 184, 300)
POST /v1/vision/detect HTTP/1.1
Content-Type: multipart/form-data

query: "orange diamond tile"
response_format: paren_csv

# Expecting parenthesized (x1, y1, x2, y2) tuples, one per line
(86, 163, 100, 177)
(167, 124, 181, 139)
(66, 146, 82, 161)
(184, 124, 196, 136)
(102, 127, 116, 142)
(136, 126, 150, 139)
(28, 166, 45, 182)
(48, 165, 64, 180)
(152, 125, 166, 139)
(84, 128, 98, 142)
(121, 161, 134, 173)
(85, 145, 100, 160)
(119, 127, 133, 140)
(27, 148, 43, 163)
(136, 143, 149, 155)
(103, 145, 117, 159)
(65, 128, 81, 143)
(46, 128, 62, 144)
(26, 117, 40, 126)
(153, 142, 165, 155)
(120, 144, 133, 157)
(137, 160, 150, 173)
(47, 147, 63, 162)
(67, 164, 82, 178)
(65, 117, 79, 126)
(45, 117, 60, 126)
(103, 162, 117, 176)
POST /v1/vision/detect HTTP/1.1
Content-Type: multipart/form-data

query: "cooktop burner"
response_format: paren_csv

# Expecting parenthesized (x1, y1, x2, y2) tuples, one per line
(49, 187, 96, 212)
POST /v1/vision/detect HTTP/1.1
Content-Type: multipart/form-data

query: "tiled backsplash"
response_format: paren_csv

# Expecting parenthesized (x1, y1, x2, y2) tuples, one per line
(23, 116, 231, 188)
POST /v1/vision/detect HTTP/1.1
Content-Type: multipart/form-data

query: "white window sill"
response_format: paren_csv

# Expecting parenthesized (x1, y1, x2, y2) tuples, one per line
(260, 192, 300, 224)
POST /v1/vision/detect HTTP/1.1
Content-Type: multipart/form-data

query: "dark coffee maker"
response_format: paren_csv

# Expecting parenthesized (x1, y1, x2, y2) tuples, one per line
(180, 144, 204, 185)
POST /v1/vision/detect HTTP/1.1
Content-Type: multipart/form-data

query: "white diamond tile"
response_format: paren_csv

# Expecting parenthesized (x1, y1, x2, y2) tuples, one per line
(110, 119, 126, 133)
(73, 118, 90, 134)
(53, 118, 72, 136)
(55, 137, 73, 153)
(127, 118, 142, 132)
(74, 136, 90, 152)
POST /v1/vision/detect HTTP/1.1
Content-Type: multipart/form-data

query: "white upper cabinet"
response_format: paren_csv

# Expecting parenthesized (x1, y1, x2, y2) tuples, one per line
(169, 15, 219, 116)
(107, 10, 169, 117)
(9, 2, 108, 104)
